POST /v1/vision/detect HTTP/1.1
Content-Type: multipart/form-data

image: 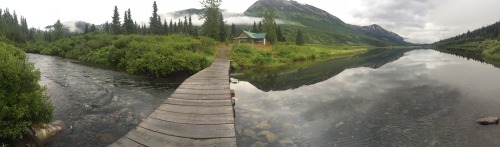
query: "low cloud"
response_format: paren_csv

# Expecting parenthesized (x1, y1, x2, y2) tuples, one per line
(351, 0, 500, 43)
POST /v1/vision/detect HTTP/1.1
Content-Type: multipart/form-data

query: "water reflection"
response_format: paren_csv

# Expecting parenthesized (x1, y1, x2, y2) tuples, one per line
(232, 49, 500, 146)
(27, 54, 185, 146)
(233, 49, 413, 92)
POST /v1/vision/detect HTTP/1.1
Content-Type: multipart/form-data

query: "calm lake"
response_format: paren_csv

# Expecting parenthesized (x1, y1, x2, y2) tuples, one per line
(231, 49, 500, 146)
(29, 48, 500, 146)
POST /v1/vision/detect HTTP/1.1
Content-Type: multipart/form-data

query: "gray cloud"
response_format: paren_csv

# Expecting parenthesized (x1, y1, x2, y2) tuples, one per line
(351, 0, 500, 43)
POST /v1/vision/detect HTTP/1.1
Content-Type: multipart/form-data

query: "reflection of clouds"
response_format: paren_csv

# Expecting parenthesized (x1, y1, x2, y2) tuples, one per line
(233, 50, 500, 146)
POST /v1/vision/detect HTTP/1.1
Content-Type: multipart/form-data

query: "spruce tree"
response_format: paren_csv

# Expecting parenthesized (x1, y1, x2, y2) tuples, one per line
(84, 23, 89, 34)
(90, 24, 97, 32)
(262, 11, 277, 44)
(111, 6, 121, 34)
(201, 0, 222, 41)
(188, 16, 194, 36)
(231, 23, 236, 37)
(149, 1, 162, 35)
(52, 20, 65, 41)
(184, 16, 188, 34)
(258, 21, 263, 33)
(296, 29, 304, 45)
(163, 19, 170, 35)
(252, 21, 258, 33)
(169, 20, 173, 34)
(218, 14, 227, 42)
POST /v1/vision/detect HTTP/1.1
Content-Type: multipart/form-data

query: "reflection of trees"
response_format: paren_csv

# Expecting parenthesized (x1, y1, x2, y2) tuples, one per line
(436, 48, 500, 68)
(233, 49, 414, 92)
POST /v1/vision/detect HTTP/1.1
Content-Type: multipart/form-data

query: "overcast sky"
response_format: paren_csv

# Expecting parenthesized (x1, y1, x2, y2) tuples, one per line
(1, 0, 499, 43)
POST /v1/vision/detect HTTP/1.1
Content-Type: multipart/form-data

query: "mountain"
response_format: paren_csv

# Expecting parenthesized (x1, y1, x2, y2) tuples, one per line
(244, 0, 411, 46)
(353, 24, 408, 45)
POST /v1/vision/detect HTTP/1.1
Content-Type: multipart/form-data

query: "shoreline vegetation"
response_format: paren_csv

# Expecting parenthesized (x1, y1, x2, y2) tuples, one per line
(24, 33, 218, 77)
(229, 43, 368, 69)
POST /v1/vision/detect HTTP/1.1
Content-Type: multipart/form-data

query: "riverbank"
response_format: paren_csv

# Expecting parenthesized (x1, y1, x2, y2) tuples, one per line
(229, 44, 368, 69)
(23, 33, 218, 77)
(435, 39, 500, 66)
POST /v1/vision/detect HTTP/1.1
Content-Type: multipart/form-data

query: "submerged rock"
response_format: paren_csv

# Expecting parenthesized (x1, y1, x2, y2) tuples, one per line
(335, 121, 345, 128)
(32, 120, 68, 146)
(243, 128, 257, 139)
(477, 117, 499, 125)
(256, 120, 272, 130)
(279, 137, 295, 146)
(258, 130, 278, 143)
(251, 142, 269, 147)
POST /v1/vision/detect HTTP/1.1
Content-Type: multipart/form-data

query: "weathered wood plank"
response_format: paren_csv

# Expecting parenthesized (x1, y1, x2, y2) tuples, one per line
(149, 110, 234, 125)
(180, 81, 229, 86)
(139, 118, 236, 139)
(165, 98, 233, 106)
(177, 84, 230, 90)
(158, 104, 233, 115)
(170, 93, 230, 100)
(108, 137, 144, 147)
(174, 89, 231, 95)
(126, 127, 236, 147)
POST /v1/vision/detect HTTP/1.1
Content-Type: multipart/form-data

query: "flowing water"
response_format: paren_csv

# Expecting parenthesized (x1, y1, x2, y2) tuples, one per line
(27, 54, 186, 146)
(231, 49, 500, 146)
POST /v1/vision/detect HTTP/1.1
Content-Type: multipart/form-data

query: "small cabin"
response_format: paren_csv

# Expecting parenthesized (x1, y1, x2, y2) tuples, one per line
(234, 31, 269, 45)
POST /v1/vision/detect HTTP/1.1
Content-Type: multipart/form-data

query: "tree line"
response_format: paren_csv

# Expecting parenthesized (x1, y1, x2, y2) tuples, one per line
(435, 21, 500, 46)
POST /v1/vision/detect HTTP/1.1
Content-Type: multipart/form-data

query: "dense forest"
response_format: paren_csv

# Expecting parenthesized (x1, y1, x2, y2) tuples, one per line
(434, 21, 500, 65)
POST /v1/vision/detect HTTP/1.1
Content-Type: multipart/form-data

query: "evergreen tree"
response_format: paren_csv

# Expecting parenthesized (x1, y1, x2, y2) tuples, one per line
(84, 23, 89, 34)
(184, 16, 188, 34)
(122, 9, 135, 34)
(169, 19, 173, 34)
(90, 24, 97, 32)
(163, 20, 169, 35)
(231, 23, 237, 37)
(258, 21, 263, 33)
(262, 11, 277, 44)
(188, 16, 194, 35)
(111, 6, 121, 34)
(201, 0, 222, 41)
(52, 20, 65, 41)
(149, 1, 162, 35)
(276, 24, 285, 42)
(296, 29, 304, 45)
(252, 21, 258, 33)
(218, 14, 227, 42)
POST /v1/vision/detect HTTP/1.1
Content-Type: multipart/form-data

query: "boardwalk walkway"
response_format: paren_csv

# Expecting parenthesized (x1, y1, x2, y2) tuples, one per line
(109, 58, 236, 146)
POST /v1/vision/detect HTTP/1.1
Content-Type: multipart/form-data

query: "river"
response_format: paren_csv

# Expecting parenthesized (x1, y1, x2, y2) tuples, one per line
(28, 54, 186, 146)
(29, 48, 500, 146)
(231, 49, 500, 146)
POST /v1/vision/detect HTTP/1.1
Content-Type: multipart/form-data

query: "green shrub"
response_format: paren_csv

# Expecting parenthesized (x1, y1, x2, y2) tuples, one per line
(0, 42, 53, 140)
(24, 33, 217, 77)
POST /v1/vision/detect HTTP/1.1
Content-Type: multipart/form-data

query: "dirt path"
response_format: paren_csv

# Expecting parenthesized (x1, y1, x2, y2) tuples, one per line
(216, 47, 228, 60)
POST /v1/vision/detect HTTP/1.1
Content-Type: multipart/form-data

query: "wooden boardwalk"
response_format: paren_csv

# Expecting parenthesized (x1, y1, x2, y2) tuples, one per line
(109, 60, 236, 147)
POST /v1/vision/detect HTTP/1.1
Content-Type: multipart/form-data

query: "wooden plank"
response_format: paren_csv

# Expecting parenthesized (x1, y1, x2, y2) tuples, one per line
(149, 110, 234, 125)
(170, 93, 230, 100)
(174, 89, 231, 95)
(126, 127, 236, 147)
(181, 81, 229, 85)
(108, 137, 144, 147)
(158, 104, 233, 115)
(177, 84, 230, 90)
(165, 98, 233, 106)
(139, 118, 236, 139)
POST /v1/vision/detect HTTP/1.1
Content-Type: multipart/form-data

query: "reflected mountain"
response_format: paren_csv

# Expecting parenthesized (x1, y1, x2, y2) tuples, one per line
(232, 48, 414, 91)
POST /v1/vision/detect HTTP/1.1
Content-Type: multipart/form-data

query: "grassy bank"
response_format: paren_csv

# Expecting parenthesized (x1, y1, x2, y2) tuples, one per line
(437, 39, 500, 62)
(24, 33, 217, 77)
(229, 44, 367, 69)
